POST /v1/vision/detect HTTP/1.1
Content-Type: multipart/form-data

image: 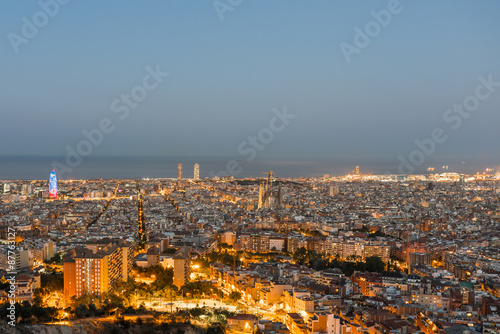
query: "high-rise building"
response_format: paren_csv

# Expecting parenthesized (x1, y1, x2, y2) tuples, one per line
(405, 242, 429, 263)
(194, 163, 200, 180)
(460, 174, 465, 187)
(63, 241, 134, 302)
(15, 248, 33, 271)
(173, 247, 190, 288)
(221, 231, 236, 246)
(408, 252, 431, 274)
(177, 163, 183, 180)
(238, 234, 270, 252)
(49, 170, 57, 199)
(1, 183, 11, 194)
(329, 184, 339, 196)
(364, 244, 390, 263)
(43, 241, 56, 261)
(21, 184, 31, 196)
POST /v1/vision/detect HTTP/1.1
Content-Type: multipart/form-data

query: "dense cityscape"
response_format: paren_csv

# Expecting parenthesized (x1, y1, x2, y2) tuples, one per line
(2, 2, 500, 334)
(1, 165, 499, 334)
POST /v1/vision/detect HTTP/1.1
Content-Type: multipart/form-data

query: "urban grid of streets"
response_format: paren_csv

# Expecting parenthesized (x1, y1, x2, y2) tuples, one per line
(1, 170, 500, 333)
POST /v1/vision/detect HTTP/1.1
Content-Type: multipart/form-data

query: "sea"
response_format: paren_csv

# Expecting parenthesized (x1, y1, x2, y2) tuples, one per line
(0, 156, 494, 181)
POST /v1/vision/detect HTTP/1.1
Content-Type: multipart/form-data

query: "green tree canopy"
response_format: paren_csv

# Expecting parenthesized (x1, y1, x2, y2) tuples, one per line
(228, 291, 242, 302)
(364, 256, 386, 273)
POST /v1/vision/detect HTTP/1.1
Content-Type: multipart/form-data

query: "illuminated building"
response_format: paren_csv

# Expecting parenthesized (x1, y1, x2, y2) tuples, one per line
(328, 184, 339, 196)
(63, 241, 134, 302)
(364, 244, 390, 263)
(43, 241, 56, 261)
(14, 248, 33, 271)
(193, 163, 199, 180)
(239, 234, 270, 252)
(257, 173, 283, 209)
(294, 294, 315, 313)
(284, 313, 307, 334)
(307, 312, 341, 334)
(408, 252, 431, 274)
(227, 314, 258, 332)
(21, 184, 31, 196)
(221, 231, 236, 245)
(63, 259, 77, 302)
(0, 183, 10, 193)
(173, 246, 190, 288)
(353, 166, 360, 175)
(49, 170, 57, 199)
(352, 272, 382, 296)
(177, 163, 183, 180)
(146, 246, 160, 266)
(405, 242, 429, 263)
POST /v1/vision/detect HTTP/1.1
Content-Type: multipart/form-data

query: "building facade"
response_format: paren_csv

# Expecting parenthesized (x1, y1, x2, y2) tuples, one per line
(63, 241, 134, 303)
(194, 163, 200, 180)
(178, 163, 183, 180)
(49, 170, 57, 199)
(173, 247, 190, 288)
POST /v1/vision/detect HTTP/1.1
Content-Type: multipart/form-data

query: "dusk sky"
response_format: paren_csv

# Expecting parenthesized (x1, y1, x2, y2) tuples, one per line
(1, 1, 500, 169)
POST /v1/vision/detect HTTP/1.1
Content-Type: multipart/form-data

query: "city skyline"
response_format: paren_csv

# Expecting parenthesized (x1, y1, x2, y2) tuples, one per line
(2, 174, 499, 332)
(1, 2, 500, 333)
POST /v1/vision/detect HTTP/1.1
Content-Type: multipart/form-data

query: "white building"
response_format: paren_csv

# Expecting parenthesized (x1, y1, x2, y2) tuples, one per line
(194, 163, 200, 180)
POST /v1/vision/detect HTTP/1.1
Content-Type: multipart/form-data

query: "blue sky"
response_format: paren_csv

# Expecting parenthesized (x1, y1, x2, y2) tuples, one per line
(1, 0, 500, 169)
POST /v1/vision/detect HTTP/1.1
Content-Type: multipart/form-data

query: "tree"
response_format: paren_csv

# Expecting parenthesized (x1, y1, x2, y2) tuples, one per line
(346, 255, 359, 262)
(293, 247, 308, 263)
(229, 291, 242, 303)
(45, 253, 62, 264)
(41, 271, 64, 292)
(70, 293, 93, 309)
(182, 281, 223, 298)
(160, 284, 178, 305)
(365, 256, 385, 273)
(0, 302, 58, 324)
(74, 304, 91, 318)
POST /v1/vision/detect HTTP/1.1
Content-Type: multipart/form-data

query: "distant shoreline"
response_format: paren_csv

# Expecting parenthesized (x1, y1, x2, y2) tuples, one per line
(0, 155, 497, 181)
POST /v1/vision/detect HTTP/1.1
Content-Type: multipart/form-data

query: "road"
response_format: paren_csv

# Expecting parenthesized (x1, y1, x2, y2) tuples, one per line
(47, 314, 154, 326)
(140, 298, 238, 312)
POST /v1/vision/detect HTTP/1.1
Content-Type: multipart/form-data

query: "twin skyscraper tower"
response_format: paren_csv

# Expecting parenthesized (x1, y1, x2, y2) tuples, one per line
(177, 163, 199, 180)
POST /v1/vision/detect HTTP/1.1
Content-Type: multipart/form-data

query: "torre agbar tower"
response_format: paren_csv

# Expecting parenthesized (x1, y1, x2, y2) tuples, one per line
(49, 170, 57, 199)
